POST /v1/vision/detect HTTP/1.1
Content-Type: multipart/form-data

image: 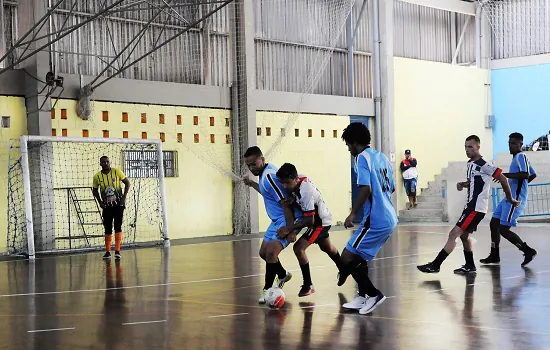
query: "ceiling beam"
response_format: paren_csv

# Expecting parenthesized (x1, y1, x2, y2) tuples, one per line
(397, 0, 476, 16)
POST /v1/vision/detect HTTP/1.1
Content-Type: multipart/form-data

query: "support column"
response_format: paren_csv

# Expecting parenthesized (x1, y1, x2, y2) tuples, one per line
(18, 0, 56, 252)
(229, 0, 259, 235)
(377, 0, 395, 162)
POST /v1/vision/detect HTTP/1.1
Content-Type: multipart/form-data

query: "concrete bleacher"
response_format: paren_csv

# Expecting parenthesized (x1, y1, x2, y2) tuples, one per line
(398, 151, 550, 224)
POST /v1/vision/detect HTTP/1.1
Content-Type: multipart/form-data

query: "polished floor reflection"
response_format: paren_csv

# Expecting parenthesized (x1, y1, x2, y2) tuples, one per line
(0, 224, 549, 349)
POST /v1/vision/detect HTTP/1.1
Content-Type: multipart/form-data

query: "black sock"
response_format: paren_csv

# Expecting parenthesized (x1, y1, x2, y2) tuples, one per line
(519, 242, 534, 253)
(300, 263, 312, 286)
(329, 251, 344, 270)
(432, 249, 449, 267)
(350, 261, 379, 297)
(464, 250, 474, 266)
(264, 263, 277, 290)
(274, 259, 286, 279)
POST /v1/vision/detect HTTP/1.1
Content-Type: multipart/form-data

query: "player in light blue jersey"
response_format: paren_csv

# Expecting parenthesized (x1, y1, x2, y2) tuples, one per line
(480, 132, 538, 266)
(337, 122, 397, 315)
(243, 146, 301, 304)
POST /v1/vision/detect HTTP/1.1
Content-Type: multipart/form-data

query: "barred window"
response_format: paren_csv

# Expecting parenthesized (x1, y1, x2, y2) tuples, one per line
(123, 150, 178, 178)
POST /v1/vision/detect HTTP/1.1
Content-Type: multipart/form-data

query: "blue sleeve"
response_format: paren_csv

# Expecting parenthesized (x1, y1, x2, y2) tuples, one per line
(356, 155, 371, 186)
(529, 162, 536, 176)
(266, 173, 287, 202)
(517, 153, 528, 173)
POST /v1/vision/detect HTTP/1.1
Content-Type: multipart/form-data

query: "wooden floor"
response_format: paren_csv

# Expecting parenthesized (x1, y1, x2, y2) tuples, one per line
(0, 224, 549, 350)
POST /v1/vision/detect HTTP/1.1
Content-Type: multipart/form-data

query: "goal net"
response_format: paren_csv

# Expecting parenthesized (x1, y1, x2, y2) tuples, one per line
(7, 136, 169, 258)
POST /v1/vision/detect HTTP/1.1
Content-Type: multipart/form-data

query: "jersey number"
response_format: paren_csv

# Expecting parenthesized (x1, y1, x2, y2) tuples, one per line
(379, 168, 391, 192)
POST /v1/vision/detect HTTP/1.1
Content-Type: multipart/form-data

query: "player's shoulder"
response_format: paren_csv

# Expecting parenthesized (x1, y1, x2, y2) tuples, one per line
(93, 170, 102, 178)
(298, 176, 315, 191)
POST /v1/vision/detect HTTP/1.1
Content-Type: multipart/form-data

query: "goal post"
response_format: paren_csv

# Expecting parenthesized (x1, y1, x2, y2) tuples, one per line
(9, 135, 170, 259)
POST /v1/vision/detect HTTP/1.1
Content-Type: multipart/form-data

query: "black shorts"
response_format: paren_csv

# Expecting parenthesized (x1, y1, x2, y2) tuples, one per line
(456, 209, 485, 234)
(300, 225, 330, 244)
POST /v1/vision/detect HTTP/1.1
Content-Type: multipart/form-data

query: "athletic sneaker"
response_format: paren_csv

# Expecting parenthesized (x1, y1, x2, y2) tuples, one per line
(103, 252, 111, 260)
(115, 251, 121, 260)
(258, 289, 267, 304)
(276, 272, 292, 289)
(359, 292, 386, 315)
(480, 253, 500, 265)
(337, 271, 349, 286)
(342, 295, 367, 310)
(417, 262, 440, 273)
(453, 265, 477, 275)
(522, 248, 537, 266)
(298, 285, 315, 297)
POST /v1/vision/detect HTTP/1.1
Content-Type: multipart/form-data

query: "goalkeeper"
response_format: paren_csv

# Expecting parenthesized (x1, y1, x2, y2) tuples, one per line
(92, 156, 130, 260)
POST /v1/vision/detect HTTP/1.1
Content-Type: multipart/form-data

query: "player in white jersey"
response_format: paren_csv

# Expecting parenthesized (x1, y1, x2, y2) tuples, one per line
(418, 135, 520, 275)
(276, 163, 344, 297)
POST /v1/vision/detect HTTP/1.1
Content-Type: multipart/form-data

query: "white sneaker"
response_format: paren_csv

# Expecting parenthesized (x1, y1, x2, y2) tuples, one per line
(342, 295, 367, 310)
(259, 289, 267, 304)
(276, 272, 292, 289)
(359, 292, 386, 315)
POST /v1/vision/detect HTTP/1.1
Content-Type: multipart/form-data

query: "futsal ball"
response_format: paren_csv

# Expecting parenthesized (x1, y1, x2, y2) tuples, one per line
(266, 287, 285, 309)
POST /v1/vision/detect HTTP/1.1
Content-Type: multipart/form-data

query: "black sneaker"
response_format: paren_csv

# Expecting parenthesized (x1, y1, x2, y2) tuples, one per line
(453, 265, 477, 275)
(521, 249, 537, 266)
(417, 262, 440, 273)
(103, 252, 111, 260)
(480, 254, 500, 265)
(114, 251, 121, 261)
(298, 284, 315, 297)
(337, 271, 350, 286)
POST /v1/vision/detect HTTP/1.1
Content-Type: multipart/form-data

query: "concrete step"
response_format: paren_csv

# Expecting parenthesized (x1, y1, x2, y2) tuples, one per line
(398, 208, 443, 219)
(417, 194, 443, 203)
(420, 186, 443, 196)
(415, 201, 443, 209)
(398, 215, 445, 223)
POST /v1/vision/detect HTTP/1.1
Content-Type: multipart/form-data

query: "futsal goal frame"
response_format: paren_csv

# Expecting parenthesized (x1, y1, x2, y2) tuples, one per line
(17, 135, 170, 260)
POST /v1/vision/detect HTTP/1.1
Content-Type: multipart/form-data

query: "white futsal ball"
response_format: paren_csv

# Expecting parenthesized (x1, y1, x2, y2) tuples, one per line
(266, 287, 286, 309)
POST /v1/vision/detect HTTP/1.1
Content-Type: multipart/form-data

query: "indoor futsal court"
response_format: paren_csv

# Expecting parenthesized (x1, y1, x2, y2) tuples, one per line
(0, 223, 548, 350)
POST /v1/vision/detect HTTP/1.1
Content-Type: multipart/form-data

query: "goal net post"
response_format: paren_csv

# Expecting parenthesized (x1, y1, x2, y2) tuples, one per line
(8, 135, 170, 259)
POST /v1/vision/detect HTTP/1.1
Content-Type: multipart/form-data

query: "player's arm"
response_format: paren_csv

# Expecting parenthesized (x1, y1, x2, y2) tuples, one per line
(346, 155, 372, 228)
(400, 161, 408, 172)
(92, 176, 104, 208)
(244, 177, 260, 193)
(410, 158, 417, 167)
(351, 186, 371, 217)
(503, 172, 529, 180)
(504, 153, 532, 180)
(483, 164, 520, 207)
(457, 181, 469, 191)
(287, 190, 315, 231)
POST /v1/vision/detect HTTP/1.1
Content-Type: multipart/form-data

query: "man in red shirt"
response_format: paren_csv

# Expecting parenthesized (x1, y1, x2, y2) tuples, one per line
(400, 149, 418, 209)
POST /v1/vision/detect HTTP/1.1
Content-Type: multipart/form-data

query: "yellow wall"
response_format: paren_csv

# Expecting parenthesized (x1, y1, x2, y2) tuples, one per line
(51, 99, 234, 242)
(256, 111, 351, 231)
(393, 57, 492, 211)
(0, 96, 28, 253)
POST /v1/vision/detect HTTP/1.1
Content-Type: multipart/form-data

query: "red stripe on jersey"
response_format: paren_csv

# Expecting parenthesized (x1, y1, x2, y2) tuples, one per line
(303, 211, 316, 217)
(493, 168, 503, 179)
(308, 226, 323, 244)
(460, 211, 478, 231)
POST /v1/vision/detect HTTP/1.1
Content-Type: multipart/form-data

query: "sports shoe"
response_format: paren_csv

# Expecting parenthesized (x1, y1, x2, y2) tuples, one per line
(337, 271, 350, 286)
(453, 264, 477, 275)
(298, 284, 315, 297)
(258, 289, 267, 304)
(359, 292, 386, 315)
(480, 254, 500, 265)
(521, 248, 537, 266)
(102, 252, 111, 260)
(115, 251, 121, 261)
(276, 272, 292, 289)
(417, 262, 440, 273)
(342, 295, 367, 310)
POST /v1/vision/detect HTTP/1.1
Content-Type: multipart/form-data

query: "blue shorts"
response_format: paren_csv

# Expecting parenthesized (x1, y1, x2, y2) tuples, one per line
(404, 178, 417, 196)
(346, 217, 396, 261)
(493, 199, 525, 227)
(263, 216, 303, 249)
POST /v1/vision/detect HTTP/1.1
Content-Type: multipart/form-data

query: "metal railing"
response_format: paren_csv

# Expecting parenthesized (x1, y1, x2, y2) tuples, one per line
(492, 182, 550, 217)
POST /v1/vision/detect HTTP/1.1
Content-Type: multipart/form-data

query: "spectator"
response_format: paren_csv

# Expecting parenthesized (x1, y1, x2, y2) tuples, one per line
(400, 149, 418, 209)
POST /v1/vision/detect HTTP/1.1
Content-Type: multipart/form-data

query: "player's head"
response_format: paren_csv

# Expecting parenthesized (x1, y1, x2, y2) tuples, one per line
(276, 163, 300, 192)
(99, 156, 111, 171)
(244, 146, 265, 176)
(464, 135, 481, 159)
(404, 149, 411, 158)
(341, 122, 371, 156)
(508, 132, 523, 155)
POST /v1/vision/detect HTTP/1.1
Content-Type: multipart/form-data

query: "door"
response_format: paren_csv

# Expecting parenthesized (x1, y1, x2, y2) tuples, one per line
(349, 116, 370, 223)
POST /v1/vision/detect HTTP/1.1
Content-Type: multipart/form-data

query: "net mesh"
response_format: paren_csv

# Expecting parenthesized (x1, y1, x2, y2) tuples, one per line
(7, 138, 165, 256)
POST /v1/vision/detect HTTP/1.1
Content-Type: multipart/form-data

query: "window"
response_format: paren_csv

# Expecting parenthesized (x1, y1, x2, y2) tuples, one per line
(1, 116, 10, 128)
(123, 150, 178, 178)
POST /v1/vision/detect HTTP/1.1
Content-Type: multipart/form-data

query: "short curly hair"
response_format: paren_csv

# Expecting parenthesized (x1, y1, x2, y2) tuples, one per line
(341, 122, 371, 145)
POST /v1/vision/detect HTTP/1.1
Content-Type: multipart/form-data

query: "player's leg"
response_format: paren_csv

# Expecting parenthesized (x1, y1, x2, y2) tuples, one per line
(102, 207, 115, 259)
(499, 224, 537, 266)
(318, 236, 343, 271)
(411, 178, 418, 207)
(453, 232, 477, 274)
(259, 240, 268, 261)
(293, 233, 315, 296)
(481, 201, 505, 264)
(339, 224, 393, 314)
(258, 222, 277, 304)
(266, 238, 292, 288)
(417, 225, 465, 273)
(113, 206, 124, 260)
